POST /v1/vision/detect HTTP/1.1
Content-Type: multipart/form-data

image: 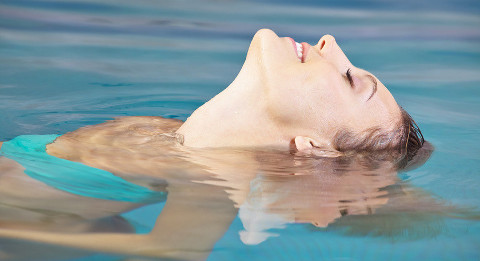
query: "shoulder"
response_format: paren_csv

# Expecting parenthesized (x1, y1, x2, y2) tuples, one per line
(77, 116, 183, 133)
(46, 116, 184, 160)
(61, 116, 183, 139)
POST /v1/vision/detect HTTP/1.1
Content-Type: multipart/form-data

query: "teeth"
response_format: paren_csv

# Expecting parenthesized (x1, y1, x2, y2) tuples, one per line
(295, 42, 303, 60)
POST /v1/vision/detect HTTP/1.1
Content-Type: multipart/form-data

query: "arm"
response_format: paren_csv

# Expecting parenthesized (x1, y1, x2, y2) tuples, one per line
(0, 181, 238, 261)
(0, 117, 240, 260)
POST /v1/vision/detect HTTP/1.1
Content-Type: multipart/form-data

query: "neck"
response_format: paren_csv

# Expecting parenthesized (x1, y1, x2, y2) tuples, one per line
(176, 65, 289, 149)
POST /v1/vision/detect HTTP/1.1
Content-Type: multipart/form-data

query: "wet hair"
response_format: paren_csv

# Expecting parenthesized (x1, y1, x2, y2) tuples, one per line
(333, 107, 425, 169)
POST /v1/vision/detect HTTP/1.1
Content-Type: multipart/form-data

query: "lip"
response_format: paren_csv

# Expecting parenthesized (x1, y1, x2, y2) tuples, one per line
(287, 37, 308, 63)
(300, 42, 309, 63)
(287, 37, 301, 62)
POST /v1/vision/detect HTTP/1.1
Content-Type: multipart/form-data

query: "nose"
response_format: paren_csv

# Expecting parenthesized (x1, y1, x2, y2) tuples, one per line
(317, 34, 336, 53)
(316, 35, 352, 68)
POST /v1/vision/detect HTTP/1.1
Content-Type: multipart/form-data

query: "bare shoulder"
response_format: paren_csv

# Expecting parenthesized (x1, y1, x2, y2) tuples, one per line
(46, 116, 184, 160)
(58, 116, 183, 140)
(65, 116, 183, 136)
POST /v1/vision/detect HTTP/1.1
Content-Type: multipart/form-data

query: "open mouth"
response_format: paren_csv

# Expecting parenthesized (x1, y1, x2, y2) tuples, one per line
(288, 37, 307, 63)
(295, 41, 303, 61)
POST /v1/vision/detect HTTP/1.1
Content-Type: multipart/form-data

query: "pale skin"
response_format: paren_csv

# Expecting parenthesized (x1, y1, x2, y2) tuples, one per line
(3, 29, 401, 153)
(176, 29, 401, 153)
(0, 118, 398, 260)
(0, 29, 408, 260)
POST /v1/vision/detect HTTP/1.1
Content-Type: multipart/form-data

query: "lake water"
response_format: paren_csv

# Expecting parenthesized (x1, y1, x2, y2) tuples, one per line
(1, 0, 480, 260)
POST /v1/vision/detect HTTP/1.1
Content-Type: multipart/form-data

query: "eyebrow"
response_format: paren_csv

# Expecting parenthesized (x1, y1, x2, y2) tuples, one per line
(366, 75, 378, 101)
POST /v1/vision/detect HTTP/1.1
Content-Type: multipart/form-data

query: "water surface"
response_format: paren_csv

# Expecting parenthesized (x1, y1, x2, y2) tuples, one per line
(1, 0, 480, 260)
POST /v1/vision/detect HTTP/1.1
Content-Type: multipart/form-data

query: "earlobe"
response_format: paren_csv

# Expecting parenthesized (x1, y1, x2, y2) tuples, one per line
(293, 136, 342, 157)
(294, 136, 315, 151)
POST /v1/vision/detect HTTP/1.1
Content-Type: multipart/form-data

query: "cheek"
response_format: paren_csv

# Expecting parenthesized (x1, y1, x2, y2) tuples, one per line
(302, 74, 351, 117)
(263, 59, 360, 132)
(302, 76, 368, 137)
(264, 76, 307, 124)
(265, 70, 347, 128)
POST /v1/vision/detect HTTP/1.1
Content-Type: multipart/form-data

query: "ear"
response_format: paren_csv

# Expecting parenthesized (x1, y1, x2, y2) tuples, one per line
(293, 136, 342, 158)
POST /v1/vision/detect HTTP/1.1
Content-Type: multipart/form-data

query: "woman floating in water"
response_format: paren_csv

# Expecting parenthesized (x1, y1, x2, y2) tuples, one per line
(1, 29, 423, 160)
(173, 29, 424, 162)
(0, 29, 441, 260)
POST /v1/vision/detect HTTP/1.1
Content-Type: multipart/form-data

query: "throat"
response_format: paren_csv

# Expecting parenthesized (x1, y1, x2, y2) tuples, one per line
(176, 88, 285, 149)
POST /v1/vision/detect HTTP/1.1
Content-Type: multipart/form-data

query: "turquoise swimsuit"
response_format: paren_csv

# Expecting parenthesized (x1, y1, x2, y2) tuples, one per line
(0, 135, 166, 203)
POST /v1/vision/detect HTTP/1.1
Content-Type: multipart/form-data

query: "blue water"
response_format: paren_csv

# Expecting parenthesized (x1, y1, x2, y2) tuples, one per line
(1, 0, 480, 260)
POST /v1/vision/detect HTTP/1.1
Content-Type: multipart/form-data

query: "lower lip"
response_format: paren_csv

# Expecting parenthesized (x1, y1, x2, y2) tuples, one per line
(287, 37, 300, 60)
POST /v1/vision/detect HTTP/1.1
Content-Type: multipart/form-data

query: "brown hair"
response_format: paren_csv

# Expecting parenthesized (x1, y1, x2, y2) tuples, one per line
(333, 107, 425, 169)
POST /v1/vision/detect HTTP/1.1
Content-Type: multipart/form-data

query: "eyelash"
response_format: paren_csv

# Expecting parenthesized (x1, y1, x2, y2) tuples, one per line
(346, 68, 354, 86)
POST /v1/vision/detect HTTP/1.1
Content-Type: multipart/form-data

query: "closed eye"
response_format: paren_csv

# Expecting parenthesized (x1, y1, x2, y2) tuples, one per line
(346, 68, 378, 102)
(366, 75, 378, 101)
(346, 68, 354, 87)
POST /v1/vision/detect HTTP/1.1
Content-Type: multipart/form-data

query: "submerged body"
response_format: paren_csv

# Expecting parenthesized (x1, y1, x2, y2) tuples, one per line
(0, 116, 427, 260)
(0, 29, 434, 260)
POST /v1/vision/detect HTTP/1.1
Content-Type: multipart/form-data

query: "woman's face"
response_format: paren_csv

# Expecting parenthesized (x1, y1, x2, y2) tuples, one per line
(244, 29, 401, 149)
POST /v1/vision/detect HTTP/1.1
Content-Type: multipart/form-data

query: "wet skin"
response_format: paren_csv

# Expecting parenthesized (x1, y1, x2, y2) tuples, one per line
(0, 29, 447, 260)
(176, 29, 401, 152)
(0, 116, 404, 260)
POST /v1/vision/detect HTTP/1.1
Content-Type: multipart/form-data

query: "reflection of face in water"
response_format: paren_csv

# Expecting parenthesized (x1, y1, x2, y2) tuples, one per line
(0, 27, 438, 260)
(235, 151, 398, 244)
(0, 116, 461, 261)
(0, 15, 435, 249)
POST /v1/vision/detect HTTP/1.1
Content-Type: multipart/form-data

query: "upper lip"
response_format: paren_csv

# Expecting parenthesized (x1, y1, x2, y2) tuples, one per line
(300, 42, 308, 63)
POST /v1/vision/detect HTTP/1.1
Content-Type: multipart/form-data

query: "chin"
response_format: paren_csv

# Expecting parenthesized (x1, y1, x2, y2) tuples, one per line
(245, 28, 279, 60)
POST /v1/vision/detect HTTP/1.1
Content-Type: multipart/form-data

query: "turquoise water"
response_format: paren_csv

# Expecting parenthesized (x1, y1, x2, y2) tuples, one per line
(1, 0, 480, 260)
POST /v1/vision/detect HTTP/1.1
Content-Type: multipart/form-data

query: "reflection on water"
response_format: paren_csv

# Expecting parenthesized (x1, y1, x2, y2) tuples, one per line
(1, 0, 480, 260)
(0, 117, 477, 260)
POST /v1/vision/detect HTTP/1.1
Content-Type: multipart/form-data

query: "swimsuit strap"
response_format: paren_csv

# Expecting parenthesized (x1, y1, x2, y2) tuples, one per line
(0, 135, 166, 203)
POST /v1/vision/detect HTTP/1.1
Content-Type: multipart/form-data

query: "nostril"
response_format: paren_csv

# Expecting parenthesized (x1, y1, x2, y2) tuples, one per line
(319, 40, 326, 50)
